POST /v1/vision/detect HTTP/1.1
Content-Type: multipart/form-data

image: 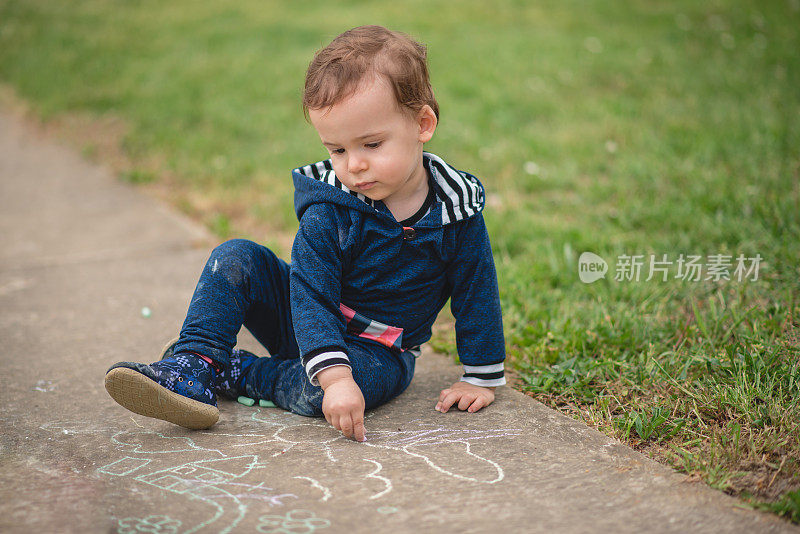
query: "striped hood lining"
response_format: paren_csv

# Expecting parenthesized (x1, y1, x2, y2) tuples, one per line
(293, 158, 378, 208)
(293, 152, 485, 225)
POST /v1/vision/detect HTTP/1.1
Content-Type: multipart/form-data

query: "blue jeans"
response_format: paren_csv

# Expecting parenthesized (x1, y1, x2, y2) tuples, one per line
(173, 239, 416, 417)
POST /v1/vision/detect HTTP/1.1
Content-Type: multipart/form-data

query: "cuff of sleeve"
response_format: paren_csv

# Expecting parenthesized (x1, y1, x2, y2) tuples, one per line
(461, 362, 506, 388)
(303, 347, 350, 386)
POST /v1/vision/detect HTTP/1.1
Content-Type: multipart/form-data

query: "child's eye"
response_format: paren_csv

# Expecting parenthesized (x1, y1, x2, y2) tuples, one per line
(330, 148, 345, 155)
(365, 142, 381, 149)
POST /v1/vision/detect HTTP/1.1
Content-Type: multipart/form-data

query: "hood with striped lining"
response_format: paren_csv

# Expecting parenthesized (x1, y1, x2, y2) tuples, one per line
(292, 152, 485, 226)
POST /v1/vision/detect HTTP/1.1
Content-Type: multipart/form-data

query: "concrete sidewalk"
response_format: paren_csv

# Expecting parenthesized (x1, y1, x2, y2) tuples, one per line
(0, 108, 795, 533)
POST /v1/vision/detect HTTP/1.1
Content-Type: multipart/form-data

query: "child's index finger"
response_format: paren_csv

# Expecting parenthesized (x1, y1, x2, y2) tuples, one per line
(353, 418, 367, 442)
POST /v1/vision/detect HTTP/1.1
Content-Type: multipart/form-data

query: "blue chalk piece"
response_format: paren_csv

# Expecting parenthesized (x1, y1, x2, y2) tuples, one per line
(259, 399, 276, 408)
(237, 396, 255, 406)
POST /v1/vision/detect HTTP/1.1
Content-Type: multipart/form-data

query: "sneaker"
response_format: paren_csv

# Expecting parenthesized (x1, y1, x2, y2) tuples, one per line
(104, 342, 219, 429)
(159, 338, 260, 400)
(215, 347, 260, 399)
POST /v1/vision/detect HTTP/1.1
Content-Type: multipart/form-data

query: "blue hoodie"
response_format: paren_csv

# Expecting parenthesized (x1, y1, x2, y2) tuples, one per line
(290, 152, 506, 389)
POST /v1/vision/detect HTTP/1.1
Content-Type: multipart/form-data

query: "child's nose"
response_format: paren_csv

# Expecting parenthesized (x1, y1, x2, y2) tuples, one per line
(347, 154, 368, 173)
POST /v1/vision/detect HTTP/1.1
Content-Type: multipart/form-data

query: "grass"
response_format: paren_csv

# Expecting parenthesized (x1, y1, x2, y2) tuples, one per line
(1, 0, 799, 522)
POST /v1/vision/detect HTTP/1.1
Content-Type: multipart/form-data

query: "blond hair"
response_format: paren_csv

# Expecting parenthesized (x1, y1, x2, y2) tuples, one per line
(303, 25, 439, 120)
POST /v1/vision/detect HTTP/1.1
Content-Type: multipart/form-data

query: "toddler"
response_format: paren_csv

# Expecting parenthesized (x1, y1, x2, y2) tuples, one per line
(105, 25, 506, 442)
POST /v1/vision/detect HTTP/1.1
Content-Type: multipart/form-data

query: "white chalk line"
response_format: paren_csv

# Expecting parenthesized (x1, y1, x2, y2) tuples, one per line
(363, 459, 392, 500)
(292, 476, 332, 502)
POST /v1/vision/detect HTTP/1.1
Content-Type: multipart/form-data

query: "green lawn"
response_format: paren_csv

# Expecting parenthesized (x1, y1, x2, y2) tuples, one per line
(2, 0, 798, 521)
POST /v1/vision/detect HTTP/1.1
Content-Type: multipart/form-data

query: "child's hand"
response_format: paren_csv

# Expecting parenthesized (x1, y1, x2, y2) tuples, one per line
(316, 366, 367, 442)
(435, 381, 495, 413)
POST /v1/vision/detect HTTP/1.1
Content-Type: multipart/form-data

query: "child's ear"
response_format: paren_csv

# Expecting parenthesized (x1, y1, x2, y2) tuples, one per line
(417, 105, 437, 143)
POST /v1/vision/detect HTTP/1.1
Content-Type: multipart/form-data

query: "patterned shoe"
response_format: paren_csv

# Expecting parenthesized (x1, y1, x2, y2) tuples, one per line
(104, 343, 219, 429)
(159, 338, 260, 400)
(214, 347, 260, 399)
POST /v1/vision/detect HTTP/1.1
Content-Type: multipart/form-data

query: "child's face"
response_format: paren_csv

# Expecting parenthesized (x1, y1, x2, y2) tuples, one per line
(308, 77, 437, 205)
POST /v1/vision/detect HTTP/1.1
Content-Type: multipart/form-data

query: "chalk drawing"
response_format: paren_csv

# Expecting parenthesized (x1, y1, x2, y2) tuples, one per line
(292, 477, 332, 502)
(256, 509, 330, 533)
(40, 421, 111, 435)
(32, 379, 56, 392)
(118, 515, 181, 534)
(363, 459, 392, 500)
(97, 430, 300, 533)
(47, 408, 519, 532)
(361, 420, 518, 484)
(248, 409, 521, 484)
(98, 456, 152, 476)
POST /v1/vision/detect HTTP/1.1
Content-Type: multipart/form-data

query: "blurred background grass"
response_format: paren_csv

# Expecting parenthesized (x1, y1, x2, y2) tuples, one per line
(1, 0, 798, 521)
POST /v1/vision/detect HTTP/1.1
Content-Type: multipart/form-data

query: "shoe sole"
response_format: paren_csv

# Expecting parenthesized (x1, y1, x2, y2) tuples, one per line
(105, 367, 219, 430)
